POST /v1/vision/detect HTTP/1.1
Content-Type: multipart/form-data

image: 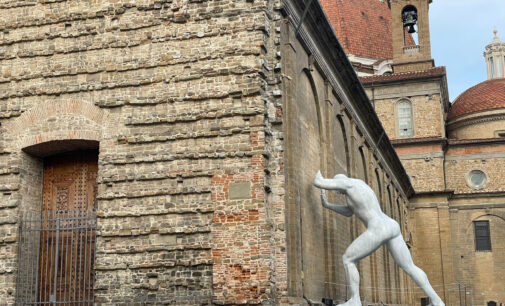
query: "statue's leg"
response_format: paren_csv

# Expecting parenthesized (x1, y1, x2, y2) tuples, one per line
(339, 230, 384, 306)
(386, 235, 445, 306)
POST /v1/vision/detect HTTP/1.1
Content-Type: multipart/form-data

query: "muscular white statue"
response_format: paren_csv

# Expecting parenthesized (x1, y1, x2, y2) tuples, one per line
(313, 171, 445, 306)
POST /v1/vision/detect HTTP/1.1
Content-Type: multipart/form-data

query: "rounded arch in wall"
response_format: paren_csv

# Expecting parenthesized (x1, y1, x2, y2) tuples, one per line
(401, 5, 419, 46)
(463, 213, 505, 249)
(336, 116, 350, 175)
(468, 213, 505, 227)
(4, 99, 107, 154)
(4, 100, 105, 214)
(358, 146, 368, 182)
(285, 66, 327, 299)
(300, 68, 324, 154)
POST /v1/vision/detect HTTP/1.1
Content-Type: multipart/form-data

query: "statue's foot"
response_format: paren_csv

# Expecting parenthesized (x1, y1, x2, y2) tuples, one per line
(336, 297, 361, 306)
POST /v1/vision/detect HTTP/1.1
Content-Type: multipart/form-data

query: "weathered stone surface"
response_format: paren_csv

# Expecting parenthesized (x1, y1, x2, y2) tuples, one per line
(0, 0, 412, 304)
(229, 181, 252, 200)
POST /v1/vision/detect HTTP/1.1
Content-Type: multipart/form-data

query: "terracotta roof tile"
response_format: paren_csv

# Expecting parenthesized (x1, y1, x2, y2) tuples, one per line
(448, 78, 505, 119)
(359, 66, 446, 84)
(319, 0, 394, 60)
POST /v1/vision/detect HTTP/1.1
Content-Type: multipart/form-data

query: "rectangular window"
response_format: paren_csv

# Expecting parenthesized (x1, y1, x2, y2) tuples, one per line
(474, 220, 491, 251)
(398, 101, 413, 137)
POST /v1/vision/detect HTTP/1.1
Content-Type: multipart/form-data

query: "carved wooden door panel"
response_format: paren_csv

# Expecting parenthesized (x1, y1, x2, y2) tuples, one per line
(38, 151, 98, 304)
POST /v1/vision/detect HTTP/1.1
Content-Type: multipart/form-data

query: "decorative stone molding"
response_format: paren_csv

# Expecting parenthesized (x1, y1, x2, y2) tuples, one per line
(448, 111, 505, 131)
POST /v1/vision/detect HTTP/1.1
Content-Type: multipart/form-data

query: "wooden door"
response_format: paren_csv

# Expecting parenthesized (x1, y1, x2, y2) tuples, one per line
(38, 150, 98, 304)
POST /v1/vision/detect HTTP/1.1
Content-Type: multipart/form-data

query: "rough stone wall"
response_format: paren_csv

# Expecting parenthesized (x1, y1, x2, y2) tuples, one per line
(368, 79, 446, 194)
(399, 155, 445, 192)
(408, 203, 448, 304)
(0, 0, 279, 304)
(446, 145, 505, 194)
(0, 0, 414, 305)
(410, 196, 505, 305)
(373, 93, 443, 140)
(448, 205, 505, 305)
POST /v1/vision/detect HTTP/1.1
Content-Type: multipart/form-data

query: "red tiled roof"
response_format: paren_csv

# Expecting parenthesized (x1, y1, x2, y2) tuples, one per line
(360, 66, 446, 84)
(320, 0, 394, 60)
(448, 78, 505, 119)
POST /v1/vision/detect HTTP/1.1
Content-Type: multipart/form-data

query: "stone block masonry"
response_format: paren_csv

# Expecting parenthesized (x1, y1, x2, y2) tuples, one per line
(0, 0, 414, 304)
(0, 0, 282, 304)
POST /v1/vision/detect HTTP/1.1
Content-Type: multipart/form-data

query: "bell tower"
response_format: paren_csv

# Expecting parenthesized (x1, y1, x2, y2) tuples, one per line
(390, 0, 434, 73)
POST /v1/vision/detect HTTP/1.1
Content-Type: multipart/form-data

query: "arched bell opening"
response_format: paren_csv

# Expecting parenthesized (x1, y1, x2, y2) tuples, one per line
(402, 5, 419, 46)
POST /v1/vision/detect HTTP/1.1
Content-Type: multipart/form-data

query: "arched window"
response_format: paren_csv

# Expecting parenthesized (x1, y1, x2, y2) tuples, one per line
(397, 100, 413, 137)
(487, 301, 497, 306)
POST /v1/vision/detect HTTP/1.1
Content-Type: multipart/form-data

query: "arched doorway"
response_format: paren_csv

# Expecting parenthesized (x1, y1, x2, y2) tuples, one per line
(17, 149, 98, 305)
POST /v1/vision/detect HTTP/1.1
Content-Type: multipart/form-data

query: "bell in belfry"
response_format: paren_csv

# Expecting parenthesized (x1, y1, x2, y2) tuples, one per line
(402, 6, 418, 33)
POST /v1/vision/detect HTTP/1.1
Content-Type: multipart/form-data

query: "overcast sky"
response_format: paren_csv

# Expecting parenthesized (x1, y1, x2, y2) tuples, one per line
(430, 0, 505, 102)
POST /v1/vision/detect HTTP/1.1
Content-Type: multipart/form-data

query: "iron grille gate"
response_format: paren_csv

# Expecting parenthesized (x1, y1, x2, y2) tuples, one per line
(16, 210, 97, 305)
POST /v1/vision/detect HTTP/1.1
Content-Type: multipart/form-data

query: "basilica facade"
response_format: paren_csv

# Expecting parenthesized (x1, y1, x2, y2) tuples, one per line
(0, 0, 413, 305)
(320, 0, 505, 305)
(1, 0, 502, 305)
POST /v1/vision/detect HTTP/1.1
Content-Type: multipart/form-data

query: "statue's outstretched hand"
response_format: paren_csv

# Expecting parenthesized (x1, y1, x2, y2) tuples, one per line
(314, 170, 324, 187)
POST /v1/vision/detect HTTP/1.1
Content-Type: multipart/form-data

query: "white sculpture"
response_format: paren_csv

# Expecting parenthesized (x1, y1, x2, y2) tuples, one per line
(313, 171, 445, 306)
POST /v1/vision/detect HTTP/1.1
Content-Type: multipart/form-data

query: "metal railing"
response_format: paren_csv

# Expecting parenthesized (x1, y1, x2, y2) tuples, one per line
(16, 210, 97, 305)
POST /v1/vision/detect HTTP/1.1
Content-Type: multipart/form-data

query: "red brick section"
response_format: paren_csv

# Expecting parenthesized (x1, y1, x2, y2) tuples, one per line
(320, 0, 393, 60)
(395, 143, 443, 154)
(446, 141, 505, 156)
(448, 78, 505, 119)
(360, 66, 446, 84)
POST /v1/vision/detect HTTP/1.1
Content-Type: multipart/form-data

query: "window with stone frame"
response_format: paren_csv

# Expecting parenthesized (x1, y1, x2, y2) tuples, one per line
(474, 220, 492, 251)
(397, 100, 413, 137)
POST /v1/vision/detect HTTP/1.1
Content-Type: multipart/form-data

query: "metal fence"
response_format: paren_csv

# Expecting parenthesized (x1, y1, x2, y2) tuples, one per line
(16, 210, 97, 305)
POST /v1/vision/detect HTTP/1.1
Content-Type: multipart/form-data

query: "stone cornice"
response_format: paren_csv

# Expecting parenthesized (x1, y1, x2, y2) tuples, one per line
(281, 0, 413, 198)
(391, 137, 446, 146)
(450, 191, 505, 199)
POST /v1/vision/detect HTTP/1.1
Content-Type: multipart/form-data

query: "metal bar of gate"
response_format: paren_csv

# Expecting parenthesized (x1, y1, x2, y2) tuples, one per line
(84, 210, 88, 304)
(16, 210, 97, 305)
(52, 217, 60, 305)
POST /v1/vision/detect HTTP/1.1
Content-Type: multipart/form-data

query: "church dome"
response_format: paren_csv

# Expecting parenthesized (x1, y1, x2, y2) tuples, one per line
(448, 78, 505, 120)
